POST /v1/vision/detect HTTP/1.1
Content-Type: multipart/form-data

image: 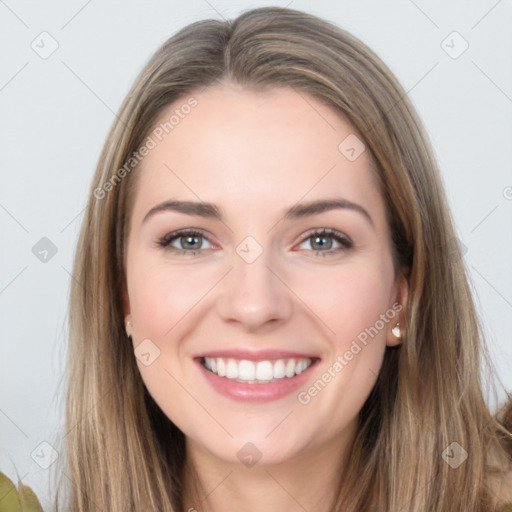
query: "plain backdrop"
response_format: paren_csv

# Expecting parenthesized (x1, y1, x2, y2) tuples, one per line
(1, 0, 511, 508)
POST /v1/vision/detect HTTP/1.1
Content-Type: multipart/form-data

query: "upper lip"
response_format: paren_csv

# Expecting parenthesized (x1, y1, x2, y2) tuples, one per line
(193, 349, 320, 362)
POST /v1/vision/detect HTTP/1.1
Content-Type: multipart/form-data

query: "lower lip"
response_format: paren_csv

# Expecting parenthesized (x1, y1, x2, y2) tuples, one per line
(195, 358, 319, 403)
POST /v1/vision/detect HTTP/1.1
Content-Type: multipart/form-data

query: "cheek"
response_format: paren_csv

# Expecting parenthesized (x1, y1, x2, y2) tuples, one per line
(297, 266, 393, 421)
(125, 256, 211, 433)
(296, 260, 394, 344)
(127, 255, 215, 340)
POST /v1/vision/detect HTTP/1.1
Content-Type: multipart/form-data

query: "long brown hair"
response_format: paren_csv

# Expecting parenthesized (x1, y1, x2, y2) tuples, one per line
(54, 7, 512, 511)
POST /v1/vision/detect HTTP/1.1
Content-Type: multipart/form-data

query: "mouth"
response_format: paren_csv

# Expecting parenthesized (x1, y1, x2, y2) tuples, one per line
(193, 351, 321, 402)
(199, 356, 317, 384)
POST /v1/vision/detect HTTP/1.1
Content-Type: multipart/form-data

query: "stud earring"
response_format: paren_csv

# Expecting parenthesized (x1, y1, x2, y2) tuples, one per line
(125, 320, 132, 339)
(391, 323, 401, 339)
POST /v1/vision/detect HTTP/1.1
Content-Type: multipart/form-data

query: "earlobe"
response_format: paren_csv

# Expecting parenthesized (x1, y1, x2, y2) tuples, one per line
(387, 321, 402, 347)
(122, 287, 130, 317)
(122, 288, 132, 337)
(125, 315, 133, 338)
(386, 270, 409, 347)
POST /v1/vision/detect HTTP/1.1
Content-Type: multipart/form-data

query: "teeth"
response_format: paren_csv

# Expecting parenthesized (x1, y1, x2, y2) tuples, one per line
(202, 357, 313, 382)
(285, 359, 296, 378)
(217, 358, 226, 377)
(256, 361, 273, 381)
(296, 360, 309, 375)
(226, 359, 238, 379)
(239, 360, 256, 381)
(273, 360, 286, 379)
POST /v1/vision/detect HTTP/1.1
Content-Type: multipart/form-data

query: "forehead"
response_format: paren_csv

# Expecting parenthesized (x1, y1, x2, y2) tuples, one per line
(131, 82, 384, 226)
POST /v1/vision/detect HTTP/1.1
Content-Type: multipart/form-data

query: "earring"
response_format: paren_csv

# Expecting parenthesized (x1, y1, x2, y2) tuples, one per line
(391, 323, 401, 339)
(125, 320, 132, 339)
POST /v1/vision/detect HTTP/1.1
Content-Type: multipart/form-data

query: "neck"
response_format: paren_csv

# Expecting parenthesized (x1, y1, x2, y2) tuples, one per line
(181, 419, 358, 512)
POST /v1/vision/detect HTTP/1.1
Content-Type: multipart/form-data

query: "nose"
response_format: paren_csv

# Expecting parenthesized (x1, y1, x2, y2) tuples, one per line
(216, 247, 294, 332)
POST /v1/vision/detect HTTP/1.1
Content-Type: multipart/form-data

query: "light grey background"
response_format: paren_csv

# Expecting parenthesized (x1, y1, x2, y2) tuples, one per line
(1, 0, 511, 508)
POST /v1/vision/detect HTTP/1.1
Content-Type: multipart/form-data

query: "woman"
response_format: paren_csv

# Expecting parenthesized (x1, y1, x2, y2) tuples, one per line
(58, 7, 512, 511)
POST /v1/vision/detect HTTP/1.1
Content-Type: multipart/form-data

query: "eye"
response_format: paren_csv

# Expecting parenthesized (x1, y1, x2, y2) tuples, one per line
(296, 228, 353, 256)
(156, 228, 352, 257)
(156, 229, 215, 255)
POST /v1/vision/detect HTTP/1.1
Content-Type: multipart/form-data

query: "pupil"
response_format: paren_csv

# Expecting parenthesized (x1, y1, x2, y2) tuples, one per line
(313, 235, 331, 250)
(182, 235, 201, 250)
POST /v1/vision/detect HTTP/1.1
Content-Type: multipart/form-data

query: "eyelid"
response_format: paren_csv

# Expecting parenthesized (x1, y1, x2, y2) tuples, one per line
(156, 227, 353, 255)
(294, 227, 353, 252)
(157, 228, 217, 251)
(298, 227, 352, 243)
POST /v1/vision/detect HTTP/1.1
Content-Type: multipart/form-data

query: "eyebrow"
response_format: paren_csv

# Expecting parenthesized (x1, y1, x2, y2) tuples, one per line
(142, 198, 374, 227)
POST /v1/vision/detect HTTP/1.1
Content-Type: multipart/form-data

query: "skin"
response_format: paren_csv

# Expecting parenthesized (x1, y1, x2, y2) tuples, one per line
(123, 80, 409, 512)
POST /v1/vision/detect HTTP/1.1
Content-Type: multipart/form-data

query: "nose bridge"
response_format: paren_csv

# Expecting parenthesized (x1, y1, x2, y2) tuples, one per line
(217, 240, 293, 329)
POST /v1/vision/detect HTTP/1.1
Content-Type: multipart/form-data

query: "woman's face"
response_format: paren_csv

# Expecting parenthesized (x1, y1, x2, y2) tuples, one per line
(124, 81, 408, 468)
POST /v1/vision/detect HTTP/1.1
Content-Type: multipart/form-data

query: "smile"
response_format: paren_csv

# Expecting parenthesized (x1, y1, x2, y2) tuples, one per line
(202, 356, 313, 383)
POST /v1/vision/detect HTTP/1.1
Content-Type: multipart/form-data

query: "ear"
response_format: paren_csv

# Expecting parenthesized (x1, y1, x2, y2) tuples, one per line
(122, 287, 132, 336)
(386, 270, 409, 347)
(122, 287, 130, 316)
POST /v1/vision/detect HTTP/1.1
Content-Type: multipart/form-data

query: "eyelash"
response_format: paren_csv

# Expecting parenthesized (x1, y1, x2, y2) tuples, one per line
(156, 228, 353, 257)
